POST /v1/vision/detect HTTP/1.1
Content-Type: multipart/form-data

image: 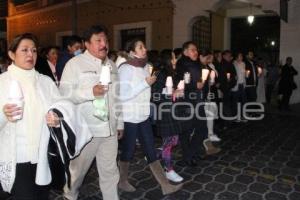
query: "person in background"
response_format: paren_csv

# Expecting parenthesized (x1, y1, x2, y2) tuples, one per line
(151, 49, 184, 183)
(244, 51, 258, 106)
(205, 50, 222, 141)
(256, 58, 266, 103)
(219, 50, 237, 128)
(35, 46, 59, 84)
(278, 57, 298, 111)
(0, 33, 60, 200)
(56, 35, 82, 81)
(265, 61, 279, 104)
(175, 41, 212, 166)
(232, 52, 247, 122)
(108, 50, 118, 62)
(118, 39, 182, 195)
(60, 25, 123, 200)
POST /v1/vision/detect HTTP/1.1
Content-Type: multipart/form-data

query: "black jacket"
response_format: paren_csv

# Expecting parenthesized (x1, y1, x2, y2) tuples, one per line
(245, 58, 258, 87)
(176, 55, 206, 105)
(35, 56, 56, 82)
(278, 64, 298, 93)
(219, 59, 237, 94)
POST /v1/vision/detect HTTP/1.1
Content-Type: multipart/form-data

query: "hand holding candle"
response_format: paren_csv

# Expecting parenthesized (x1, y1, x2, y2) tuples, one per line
(210, 71, 216, 83)
(7, 80, 24, 120)
(177, 80, 185, 90)
(226, 73, 231, 80)
(201, 69, 210, 82)
(257, 67, 262, 76)
(165, 76, 173, 95)
(148, 65, 154, 75)
(246, 70, 250, 78)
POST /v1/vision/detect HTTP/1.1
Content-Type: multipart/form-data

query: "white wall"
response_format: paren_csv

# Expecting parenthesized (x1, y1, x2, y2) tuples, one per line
(280, 0, 300, 104)
(172, 0, 219, 48)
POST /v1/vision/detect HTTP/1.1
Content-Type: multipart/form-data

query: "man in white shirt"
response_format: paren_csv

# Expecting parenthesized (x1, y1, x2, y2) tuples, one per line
(59, 25, 123, 200)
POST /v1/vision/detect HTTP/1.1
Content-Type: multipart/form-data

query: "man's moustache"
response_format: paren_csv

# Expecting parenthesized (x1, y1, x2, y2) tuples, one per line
(100, 47, 108, 52)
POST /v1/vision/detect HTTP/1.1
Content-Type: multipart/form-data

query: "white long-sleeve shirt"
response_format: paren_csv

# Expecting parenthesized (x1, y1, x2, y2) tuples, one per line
(59, 50, 123, 137)
(232, 60, 246, 91)
(118, 63, 151, 123)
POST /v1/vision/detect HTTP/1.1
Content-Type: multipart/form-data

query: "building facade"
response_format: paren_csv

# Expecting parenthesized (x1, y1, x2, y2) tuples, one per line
(5, 0, 300, 103)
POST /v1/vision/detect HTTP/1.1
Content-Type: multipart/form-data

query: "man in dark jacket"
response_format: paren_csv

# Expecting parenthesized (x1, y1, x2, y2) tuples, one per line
(219, 50, 237, 124)
(278, 57, 298, 110)
(56, 35, 82, 81)
(244, 51, 258, 103)
(175, 42, 219, 166)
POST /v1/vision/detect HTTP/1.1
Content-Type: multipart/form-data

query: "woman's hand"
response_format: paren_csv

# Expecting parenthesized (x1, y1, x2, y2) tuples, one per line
(173, 89, 184, 98)
(145, 76, 157, 86)
(197, 81, 205, 89)
(2, 104, 22, 122)
(46, 111, 60, 127)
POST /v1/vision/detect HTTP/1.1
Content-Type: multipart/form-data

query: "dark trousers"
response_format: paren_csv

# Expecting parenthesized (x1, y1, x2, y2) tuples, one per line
(120, 118, 157, 163)
(246, 86, 257, 103)
(232, 84, 246, 117)
(280, 90, 292, 110)
(266, 84, 274, 104)
(179, 105, 208, 161)
(11, 163, 49, 200)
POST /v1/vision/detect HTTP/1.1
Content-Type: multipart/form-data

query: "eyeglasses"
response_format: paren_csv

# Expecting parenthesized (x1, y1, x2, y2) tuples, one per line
(19, 48, 37, 55)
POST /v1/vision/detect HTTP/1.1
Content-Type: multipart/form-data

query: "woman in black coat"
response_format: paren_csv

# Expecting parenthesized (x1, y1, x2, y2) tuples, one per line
(278, 57, 298, 110)
(151, 49, 184, 183)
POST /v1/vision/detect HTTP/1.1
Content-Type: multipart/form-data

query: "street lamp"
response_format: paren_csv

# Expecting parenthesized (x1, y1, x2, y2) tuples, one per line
(247, 15, 255, 25)
(247, 3, 255, 25)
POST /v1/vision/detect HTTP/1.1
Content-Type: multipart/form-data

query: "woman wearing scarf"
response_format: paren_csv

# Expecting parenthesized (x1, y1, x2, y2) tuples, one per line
(0, 33, 60, 199)
(118, 39, 182, 195)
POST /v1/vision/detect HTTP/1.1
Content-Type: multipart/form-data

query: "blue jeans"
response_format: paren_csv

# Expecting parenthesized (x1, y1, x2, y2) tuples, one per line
(120, 118, 157, 163)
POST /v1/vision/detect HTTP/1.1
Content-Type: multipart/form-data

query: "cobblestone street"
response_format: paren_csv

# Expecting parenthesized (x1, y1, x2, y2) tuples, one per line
(1, 105, 300, 200)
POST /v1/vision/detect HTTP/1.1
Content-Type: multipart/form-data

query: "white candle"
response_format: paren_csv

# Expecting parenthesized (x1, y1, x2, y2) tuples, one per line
(246, 70, 251, 78)
(100, 65, 111, 85)
(165, 76, 173, 95)
(8, 80, 24, 120)
(148, 65, 154, 75)
(226, 73, 231, 80)
(165, 76, 173, 87)
(184, 72, 191, 84)
(210, 71, 216, 83)
(202, 69, 210, 81)
(257, 67, 262, 76)
(177, 80, 185, 90)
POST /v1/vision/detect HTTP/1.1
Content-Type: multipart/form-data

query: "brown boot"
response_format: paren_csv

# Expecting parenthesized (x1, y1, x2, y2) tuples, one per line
(118, 161, 136, 192)
(149, 160, 183, 195)
(203, 139, 221, 155)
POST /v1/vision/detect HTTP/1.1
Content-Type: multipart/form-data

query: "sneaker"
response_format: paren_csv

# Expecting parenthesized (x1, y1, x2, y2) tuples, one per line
(166, 170, 184, 183)
(208, 134, 221, 142)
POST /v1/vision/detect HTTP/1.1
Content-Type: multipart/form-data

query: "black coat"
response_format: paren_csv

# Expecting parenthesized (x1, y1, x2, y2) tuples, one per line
(219, 59, 237, 94)
(151, 69, 182, 137)
(278, 64, 298, 94)
(35, 56, 57, 82)
(245, 58, 258, 87)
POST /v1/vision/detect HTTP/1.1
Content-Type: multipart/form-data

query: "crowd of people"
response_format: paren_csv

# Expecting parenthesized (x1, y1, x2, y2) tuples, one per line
(0, 25, 298, 200)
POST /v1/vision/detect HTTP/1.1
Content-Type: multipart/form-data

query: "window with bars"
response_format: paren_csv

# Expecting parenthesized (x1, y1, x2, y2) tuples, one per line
(192, 16, 211, 50)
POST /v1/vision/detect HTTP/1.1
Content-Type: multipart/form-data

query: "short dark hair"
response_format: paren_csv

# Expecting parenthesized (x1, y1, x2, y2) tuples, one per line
(173, 48, 182, 58)
(222, 50, 232, 56)
(199, 49, 212, 57)
(9, 33, 39, 53)
(182, 41, 197, 51)
(83, 25, 108, 42)
(66, 35, 82, 47)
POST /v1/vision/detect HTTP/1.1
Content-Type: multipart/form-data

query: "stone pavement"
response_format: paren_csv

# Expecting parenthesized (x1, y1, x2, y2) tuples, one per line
(1, 104, 300, 200)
